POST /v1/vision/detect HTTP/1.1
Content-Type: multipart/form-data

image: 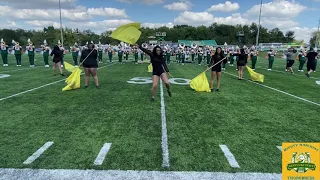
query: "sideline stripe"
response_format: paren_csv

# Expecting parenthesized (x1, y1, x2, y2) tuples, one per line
(160, 80, 170, 168)
(219, 145, 240, 168)
(223, 72, 320, 107)
(0, 168, 282, 180)
(93, 143, 112, 166)
(23, 142, 54, 164)
(0, 63, 116, 102)
(277, 146, 282, 151)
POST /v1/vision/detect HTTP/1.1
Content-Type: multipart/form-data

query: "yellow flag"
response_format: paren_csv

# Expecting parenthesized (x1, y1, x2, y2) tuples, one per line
(62, 68, 82, 91)
(111, 22, 142, 45)
(246, 66, 264, 83)
(148, 64, 153, 72)
(64, 62, 77, 73)
(190, 72, 211, 92)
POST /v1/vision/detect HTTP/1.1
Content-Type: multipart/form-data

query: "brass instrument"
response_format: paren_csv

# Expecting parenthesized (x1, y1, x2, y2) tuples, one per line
(142, 43, 148, 48)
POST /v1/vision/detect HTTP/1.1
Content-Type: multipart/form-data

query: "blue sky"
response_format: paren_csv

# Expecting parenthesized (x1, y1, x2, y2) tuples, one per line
(0, 0, 319, 42)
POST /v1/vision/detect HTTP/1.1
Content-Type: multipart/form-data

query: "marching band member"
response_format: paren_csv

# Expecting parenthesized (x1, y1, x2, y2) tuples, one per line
(42, 40, 50, 67)
(235, 46, 240, 70)
(98, 42, 103, 64)
(26, 38, 35, 67)
(250, 46, 258, 70)
(203, 47, 207, 64)
(229, 46, 235, 66)
(140, 49, 145, 62)
(222, 47, 228, 70)
(125, 48, 129, 61)
(305, 47, 318, 77)
(71, 42, 80, 67)
(108, 47, 113, 63)
(197, 48, 203, 65)
(267, 48, 276, 71)
(12, 40, 22, 66)
(191, 48, 196, 62)
(181, 49, 185, 65)
(166, 47, 171, 65)
(136, 43, 171, 102)
(1, 38, 9, 66)
(118, 46, 124, 64)
(134, 46, 139, 64)
(58, 40, 65, 67)
(298, 48, 306, 72)
(209, 47, 227, 92)
(206, 48, 211, 65)
(177, 49, 182, 63)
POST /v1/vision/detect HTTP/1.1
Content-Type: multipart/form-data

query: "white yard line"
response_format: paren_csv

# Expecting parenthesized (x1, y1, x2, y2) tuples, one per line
(277, 146, 282, 151)
(93, 143, 112, 166)
(23, 142, 54, 165)
(0, 67, 39, 74)
(219, 145, 240, 168)
(0, 63, 116, 102)
(223, 72, 320, 107)
(0, 168, 282, 180)
(255, 66, 320, 80)
(160, 80, 170, 168)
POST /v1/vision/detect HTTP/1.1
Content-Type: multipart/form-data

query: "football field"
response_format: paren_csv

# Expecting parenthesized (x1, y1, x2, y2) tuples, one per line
(0, 54, 319, 180)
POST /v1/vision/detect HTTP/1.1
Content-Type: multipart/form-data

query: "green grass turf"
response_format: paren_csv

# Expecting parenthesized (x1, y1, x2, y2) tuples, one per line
(0, 53, 319, 173)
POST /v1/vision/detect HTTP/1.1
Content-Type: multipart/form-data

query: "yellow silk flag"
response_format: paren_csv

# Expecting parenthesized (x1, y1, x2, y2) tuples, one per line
(111, 22, 142, 45)
(190, 72, 211, 92)
(64, 62, 77, 73)
(246, 66, 264, 83)
(62, 63, 82, 91)
(148, 64, 153, 72)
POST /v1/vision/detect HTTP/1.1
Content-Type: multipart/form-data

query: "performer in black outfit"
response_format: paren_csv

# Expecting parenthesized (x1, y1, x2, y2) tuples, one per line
(233, 48, 248, 80)
(209, 47, 227, 92)
(305, 47, 319, 77)
(50, 45, 64, 76)
(136, 44, 171, 102)
(80, 43, 99, 88)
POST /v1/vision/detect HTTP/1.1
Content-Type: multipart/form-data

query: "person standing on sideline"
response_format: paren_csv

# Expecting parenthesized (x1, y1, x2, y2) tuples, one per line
(305, 47, 318, 77)
(1, 39, 9, 66)
(209, 47, 227, 92)
(80, 43, 99, 88)
(50, 45, 64, 76)
(136, 43, 171, 102)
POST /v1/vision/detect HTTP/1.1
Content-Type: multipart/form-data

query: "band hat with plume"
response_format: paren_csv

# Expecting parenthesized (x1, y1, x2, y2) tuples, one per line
(27, 38, 33, 45)
(43, 39, 47, 45)
(1, 38, 3, 43)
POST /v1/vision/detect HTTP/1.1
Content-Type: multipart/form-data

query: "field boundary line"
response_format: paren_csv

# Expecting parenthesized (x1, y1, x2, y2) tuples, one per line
(160, 80, 170, 168)
(0, 63, 116, 101)
(223, 72, 320, 107)
(0, 168, 281, 180)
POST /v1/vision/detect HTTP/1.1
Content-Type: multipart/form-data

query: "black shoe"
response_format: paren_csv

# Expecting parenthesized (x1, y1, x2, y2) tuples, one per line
(61, 74, 65, 76)
(216, 89, 220, 92)
(151, 97, 155, 102)
(167, 90, 172, 97)
(305, 73, 310, 78)
(96, 86, 100, 89)
(211, 89, 214, 92)
(85, 85, 88, 88)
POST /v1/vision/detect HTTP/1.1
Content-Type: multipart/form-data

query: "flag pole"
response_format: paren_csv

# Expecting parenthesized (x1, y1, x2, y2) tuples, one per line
(255, 0, 262, 47)
(59, 0, 64, 47)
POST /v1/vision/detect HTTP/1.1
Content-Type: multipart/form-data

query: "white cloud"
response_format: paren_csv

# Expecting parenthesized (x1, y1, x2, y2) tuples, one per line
(0, 5, 127, 21)
(174, 11, 214, 26)
(117, 0, 164, 5)
(285, 27, 318, 43)
(0, 0, 76, 9)
(207, 1, 240, 12)
(142, 22, 174, 28)
(87, 8, 128, 18)
(0, 20, 19, 29)
(67, 19, 134, 33)
(246, 0, 306, 18)
(164, 1, 192, 11)
(26, 20, 61, 29)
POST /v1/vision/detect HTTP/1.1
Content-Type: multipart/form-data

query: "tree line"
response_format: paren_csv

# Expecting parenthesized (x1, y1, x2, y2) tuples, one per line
(0, 22, 315, 47)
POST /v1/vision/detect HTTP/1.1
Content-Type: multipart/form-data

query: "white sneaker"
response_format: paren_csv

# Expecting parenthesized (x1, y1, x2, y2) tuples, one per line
(61, 65, 64, 68)
(301, 70, 304, 72)
(3, 64, 5, 66)
(252, 69, 255, 71)
(75, 65, 79, 67)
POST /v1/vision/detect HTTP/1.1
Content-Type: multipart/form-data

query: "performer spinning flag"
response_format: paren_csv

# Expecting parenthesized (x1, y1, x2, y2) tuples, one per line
(136, 43, 171, 102)
(80, 43, 99, 88)
(50, 45, 64, 76)
(209, 47, 228, 92)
